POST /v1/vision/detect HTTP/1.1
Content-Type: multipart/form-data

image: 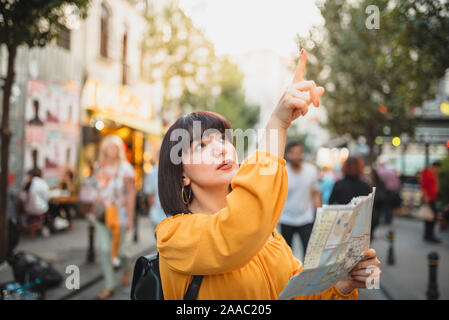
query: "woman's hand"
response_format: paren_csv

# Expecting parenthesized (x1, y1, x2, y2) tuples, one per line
(259, 50, 325, 158)
(271, 49, 325, 130)
(336, 249, 382, 294)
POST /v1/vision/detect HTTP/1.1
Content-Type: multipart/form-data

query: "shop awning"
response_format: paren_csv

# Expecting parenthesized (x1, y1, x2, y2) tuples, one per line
(81, 78, 164, 136)
(92, 110, 164, 136)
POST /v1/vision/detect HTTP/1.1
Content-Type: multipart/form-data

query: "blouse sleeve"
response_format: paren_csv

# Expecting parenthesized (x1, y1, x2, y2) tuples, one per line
(156, 150, 288, 275)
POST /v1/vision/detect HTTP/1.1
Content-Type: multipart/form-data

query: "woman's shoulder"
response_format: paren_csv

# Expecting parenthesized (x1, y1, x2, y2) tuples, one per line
(155, 213, 192, 233)
(333, 179, 345, 188)
(120, 161, 135, 177)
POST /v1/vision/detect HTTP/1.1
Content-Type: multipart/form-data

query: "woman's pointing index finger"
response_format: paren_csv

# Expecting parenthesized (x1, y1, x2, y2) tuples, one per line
(292, 49, 307, 84)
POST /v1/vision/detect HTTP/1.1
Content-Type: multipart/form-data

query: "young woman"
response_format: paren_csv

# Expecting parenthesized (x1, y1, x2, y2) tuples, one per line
(328, 157, 372, 206)
(92, 134, 136, 299)
(155, 50, 381, 299)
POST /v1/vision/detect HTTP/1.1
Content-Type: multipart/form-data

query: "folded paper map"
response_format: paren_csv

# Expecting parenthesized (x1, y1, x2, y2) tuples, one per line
(278, 188, 376, 299)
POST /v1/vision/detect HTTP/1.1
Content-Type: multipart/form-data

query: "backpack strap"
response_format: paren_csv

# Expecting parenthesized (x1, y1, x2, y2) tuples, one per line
(155, 231, 203, 300)
(183, 275, 203, 300)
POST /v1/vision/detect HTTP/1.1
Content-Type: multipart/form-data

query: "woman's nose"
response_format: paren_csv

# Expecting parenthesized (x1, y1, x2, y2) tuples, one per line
(210, 139, 226, 158)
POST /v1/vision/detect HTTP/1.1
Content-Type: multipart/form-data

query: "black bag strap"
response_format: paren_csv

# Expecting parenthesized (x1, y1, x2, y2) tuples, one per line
(183, 275, 203, 300)
(155, 232, 203, 300)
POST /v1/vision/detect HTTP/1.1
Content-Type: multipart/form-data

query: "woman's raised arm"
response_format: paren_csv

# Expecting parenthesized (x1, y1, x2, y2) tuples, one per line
(258, 49, 324, 158)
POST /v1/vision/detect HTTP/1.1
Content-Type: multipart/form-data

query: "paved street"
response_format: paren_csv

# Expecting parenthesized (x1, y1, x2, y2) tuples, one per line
(370, 216, 449, 300)
(0, 215, 156, 300)
(2, 213, 448, 300)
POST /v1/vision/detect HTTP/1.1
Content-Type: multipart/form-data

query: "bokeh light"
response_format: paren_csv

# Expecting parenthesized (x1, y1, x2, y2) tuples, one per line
(392, 137, 401, 147)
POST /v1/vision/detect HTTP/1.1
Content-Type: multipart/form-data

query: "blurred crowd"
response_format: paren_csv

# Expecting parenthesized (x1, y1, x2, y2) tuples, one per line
(273, 140, 449, 254)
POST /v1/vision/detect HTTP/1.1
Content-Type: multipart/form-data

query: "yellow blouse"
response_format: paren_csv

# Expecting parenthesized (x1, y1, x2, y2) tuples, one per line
(156, 150, 357, 300)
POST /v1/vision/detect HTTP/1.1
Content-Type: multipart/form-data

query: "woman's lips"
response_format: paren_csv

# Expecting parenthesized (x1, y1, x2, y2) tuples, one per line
(217, 161, 233, 170)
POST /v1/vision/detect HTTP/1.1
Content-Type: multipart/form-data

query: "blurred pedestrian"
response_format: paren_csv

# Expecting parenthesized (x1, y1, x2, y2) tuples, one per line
(369, 168, 387, 240)
(420, 161, 442, 243)
(278, 141, 321, 253)
(143, 152, 166, 229)
(329, 156, 371, 205)
(20, 168, 51, 236)
(49, 169, 77, 230)
(92, 134, 136, 299)
(319, 165, 336, 205)
(376, 157, 401, 225)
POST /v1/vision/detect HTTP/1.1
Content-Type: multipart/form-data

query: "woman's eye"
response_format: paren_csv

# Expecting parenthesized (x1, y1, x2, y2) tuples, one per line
(195, 142, 206, 151)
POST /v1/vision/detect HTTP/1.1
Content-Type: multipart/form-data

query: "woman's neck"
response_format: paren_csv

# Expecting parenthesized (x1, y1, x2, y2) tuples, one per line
(188, 184, 230, 215)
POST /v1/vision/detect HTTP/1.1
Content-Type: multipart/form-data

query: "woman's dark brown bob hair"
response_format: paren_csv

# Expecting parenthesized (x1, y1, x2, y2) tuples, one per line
(341, 156, 364, 179)
(158, 111, 232, 217)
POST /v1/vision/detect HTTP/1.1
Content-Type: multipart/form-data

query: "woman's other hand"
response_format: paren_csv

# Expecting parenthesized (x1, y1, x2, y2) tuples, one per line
(336, 249, 382, 294)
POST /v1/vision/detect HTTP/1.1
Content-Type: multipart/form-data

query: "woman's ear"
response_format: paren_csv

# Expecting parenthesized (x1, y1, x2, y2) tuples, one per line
(182, 174, 191, 186)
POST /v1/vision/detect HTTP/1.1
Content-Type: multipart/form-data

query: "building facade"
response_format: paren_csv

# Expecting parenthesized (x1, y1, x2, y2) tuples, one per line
(1, 0, 162, 196)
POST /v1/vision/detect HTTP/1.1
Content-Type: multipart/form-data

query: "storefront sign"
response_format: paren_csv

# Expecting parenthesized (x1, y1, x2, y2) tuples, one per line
(81, 78, 153, 120)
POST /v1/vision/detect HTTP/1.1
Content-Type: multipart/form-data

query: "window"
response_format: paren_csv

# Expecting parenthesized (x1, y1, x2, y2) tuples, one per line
(100, 3, 110, 58)
(57, 26, 71, 50)
(122, 30, 128, 85)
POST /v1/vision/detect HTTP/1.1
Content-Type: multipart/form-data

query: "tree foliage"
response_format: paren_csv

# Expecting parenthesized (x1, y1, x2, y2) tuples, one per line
(297, 0, 449, 164)
(141, 2, 219, 108)
(0, 0, 91, 264)
(0, 0, 90, 48)
(142, 3, 259, 131)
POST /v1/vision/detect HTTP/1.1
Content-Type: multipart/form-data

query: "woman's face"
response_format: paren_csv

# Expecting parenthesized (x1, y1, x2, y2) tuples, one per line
(182, 131, 238, 189)
(105, 143, 120, 161)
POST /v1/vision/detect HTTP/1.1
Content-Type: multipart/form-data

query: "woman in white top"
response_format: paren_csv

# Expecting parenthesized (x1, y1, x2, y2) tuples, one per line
(23, 169, 50, 215)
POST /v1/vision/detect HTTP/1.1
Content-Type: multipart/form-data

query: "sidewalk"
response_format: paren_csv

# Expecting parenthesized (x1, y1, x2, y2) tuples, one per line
(0, 215, 156, 300)
(370, 216, 449, 300)
(3, 214, 446, 300)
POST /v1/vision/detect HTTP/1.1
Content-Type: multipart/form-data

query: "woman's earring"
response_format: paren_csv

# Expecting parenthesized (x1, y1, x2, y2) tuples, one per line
(181, 185, 192, 204)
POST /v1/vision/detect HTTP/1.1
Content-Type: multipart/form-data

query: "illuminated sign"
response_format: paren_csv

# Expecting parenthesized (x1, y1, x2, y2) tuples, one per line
(81, 78, 153, 120)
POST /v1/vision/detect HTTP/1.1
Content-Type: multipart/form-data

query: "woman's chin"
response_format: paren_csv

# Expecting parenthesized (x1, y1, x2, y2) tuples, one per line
(214, 168, 238, 185)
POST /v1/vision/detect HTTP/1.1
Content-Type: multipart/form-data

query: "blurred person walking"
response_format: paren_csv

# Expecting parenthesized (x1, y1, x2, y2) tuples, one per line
(420, 161, 442, 243)
(49, 169, 77, 230)
(329, 157, 371, 206)
(91, 135, 136, 299)
(320, 165, 336, 205)
(144, 153, 166, 229)
(278, 141, 321, 253)
(376, 157, 401, 225)
(369, 168, 387, 240)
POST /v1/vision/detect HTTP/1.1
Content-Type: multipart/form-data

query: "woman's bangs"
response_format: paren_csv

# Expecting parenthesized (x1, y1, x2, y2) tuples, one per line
(183, 111, 232, 145)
